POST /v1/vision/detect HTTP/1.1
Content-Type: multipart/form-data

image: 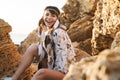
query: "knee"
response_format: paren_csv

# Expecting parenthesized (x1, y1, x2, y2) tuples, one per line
(34, 68, 47, 76)
(26, 43, 38, 56)
(32, 69, 46, 80)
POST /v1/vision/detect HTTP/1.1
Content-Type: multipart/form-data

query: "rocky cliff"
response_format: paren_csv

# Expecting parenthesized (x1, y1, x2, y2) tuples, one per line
(91, 0, 120, 55)
(64, 47, 120, 80)
(63, 0, 120, 79)
(0, 19, 37, 80)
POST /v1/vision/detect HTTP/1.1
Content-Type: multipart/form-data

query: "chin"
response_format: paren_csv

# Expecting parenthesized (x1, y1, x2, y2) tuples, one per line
(47, 25, 52, 28)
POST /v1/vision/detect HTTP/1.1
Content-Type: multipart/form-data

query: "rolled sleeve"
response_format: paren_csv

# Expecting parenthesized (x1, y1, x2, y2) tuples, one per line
(53, 28, 75, 73)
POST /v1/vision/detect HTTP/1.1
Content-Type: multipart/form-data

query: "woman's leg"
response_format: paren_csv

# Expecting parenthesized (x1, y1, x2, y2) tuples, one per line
(12, 43, 39, 80)
(31, 68, 65, 80)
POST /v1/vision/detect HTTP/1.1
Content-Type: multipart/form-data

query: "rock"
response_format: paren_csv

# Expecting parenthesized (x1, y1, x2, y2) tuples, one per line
(111, 31, 120, 49)
(91, 0, 120, 55)
(64, 47, 120, 80)
(74, 48, 91, 62)
(0, 19, 37, 80)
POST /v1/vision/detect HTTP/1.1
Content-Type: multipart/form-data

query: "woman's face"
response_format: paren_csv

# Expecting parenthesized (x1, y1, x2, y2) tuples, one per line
(43, 9, 58, 28)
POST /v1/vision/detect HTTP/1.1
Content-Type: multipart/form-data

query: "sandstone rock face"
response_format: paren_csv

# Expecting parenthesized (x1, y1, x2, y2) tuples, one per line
(68, 15, 93, 42)
(0, 19, 37, 80)
(74, 48, 91, 61)
(64, 47, 120, 80)
(111, 31, 120, 49)
(60, 0, 80, 28)
(91, 0, 120, 55)
(60, 0, 97, 28)
(0, 19, 20, 77)
(68, 15, 93, 55)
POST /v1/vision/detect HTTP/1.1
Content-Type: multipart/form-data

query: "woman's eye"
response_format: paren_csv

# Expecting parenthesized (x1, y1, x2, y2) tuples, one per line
(52, 15, 56, 17)
(46, 13, 49, 16)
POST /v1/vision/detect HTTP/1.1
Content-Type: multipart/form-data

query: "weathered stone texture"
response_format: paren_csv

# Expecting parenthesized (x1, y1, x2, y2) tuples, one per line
(111, 31, 120, 49)
(67, 15, 93, 55)
(64, 47, 120, 80)
(0, 19, 37, 80)
(68, 15, 93, 42)
(60, 0, 97, 28)
(91, 0, 120, 55)
(74, 48, 91, 61)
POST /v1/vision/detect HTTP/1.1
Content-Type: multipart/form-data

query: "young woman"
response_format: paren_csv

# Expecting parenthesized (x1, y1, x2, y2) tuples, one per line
(11, 6, 75, 80)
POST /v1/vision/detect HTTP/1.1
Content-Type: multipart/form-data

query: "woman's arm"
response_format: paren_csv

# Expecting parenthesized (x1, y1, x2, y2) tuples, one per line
(53, 28, 75, 73)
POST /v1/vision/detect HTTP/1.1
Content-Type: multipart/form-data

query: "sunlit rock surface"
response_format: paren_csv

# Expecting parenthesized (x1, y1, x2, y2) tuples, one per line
(91, 0, 120, 55)
(0, 19, 37, 80)
(68, 16, 93, 55)
(111, 31, 120, 49)
(64, 47, 120, 80)
(60, 0, 97, 28)
(74, 48, 91, 61)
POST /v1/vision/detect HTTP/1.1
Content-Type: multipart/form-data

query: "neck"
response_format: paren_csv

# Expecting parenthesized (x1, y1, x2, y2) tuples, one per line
(47, 26, 53, 30)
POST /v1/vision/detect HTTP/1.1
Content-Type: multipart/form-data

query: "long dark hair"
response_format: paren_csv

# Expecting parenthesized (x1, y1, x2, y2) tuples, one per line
(38, 6, 60, 34)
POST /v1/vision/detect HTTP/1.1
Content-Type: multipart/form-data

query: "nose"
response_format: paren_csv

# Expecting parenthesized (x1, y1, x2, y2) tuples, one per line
(47, 15, 52, 21)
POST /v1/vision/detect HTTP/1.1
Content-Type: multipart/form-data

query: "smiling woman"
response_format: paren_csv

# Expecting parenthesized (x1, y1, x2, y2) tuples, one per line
(8, 5, 76, 80)
(0, 0, 67, 44)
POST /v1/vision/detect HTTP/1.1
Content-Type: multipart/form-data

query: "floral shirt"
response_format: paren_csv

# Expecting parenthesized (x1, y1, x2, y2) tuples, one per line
(38, 24, 75, 74)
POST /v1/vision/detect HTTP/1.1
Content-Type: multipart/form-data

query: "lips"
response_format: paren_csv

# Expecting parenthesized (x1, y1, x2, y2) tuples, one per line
(45, 19, 53, 23)
(45, 21, 53, 25)
(45, 20, 55, 27)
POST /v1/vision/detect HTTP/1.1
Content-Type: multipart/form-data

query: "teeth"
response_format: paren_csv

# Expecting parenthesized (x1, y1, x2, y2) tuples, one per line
(47, 21, 52, 23)
(45, 20, 52, 23)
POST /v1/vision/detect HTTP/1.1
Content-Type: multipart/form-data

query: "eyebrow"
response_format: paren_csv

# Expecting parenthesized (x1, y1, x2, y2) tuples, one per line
(45, 11, 57, 16)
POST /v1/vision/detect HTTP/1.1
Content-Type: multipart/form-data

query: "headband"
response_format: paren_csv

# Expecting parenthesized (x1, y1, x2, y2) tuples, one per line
(48, 8, 60, 16)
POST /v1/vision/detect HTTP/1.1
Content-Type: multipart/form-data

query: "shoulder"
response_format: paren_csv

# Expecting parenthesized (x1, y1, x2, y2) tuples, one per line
(54, 24, 67, 32)
(59, 24, 67, 30)
(53, 25, 68, 38)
